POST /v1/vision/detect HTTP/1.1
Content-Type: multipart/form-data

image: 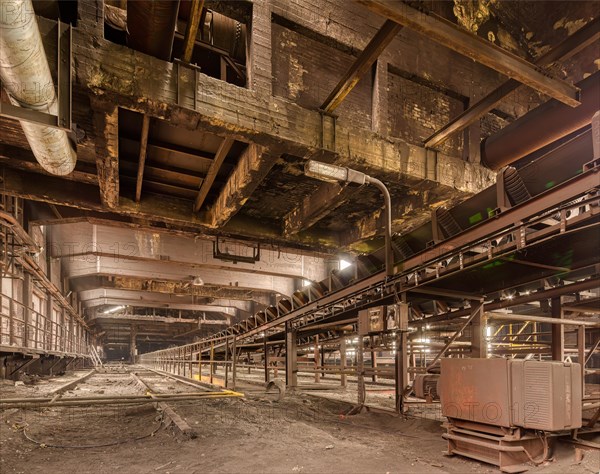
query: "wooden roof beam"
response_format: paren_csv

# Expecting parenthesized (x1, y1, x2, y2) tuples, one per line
(205, 143, 277, 228)
(321, 19, 402, 113)
(425, 18, 600, 149)
(194, 137, 234, 212)
(358, 0, 580, 107)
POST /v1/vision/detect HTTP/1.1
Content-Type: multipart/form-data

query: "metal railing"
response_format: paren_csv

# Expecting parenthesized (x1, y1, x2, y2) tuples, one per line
(1, 294, 88, 356)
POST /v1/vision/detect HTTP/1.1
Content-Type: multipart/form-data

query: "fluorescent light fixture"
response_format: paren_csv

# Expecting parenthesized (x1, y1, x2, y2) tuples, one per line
(304, 160, 366, 185)
(339, 259, 352, 270)
(102, 305, 125, 314)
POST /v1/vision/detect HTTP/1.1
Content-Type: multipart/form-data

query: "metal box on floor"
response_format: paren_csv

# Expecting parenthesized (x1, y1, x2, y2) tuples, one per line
(440, 358, 582, 431)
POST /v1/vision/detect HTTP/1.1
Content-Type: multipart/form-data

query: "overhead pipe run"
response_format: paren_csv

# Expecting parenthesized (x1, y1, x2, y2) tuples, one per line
(481, 72, 600, 170)
(0, 0, 76, 175)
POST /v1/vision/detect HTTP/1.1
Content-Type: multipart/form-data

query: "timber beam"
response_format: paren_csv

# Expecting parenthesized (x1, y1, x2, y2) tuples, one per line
(358, 0, 580, 107)
(194, 137, 234, 212)
(425, 17, 600, 149)
(205, 144, 278, 228)
(321, 19, 402, 113)
(0, 166, 340, 251)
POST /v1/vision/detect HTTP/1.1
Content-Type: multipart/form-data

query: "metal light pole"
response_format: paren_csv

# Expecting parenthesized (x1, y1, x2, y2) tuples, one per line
(304, 160, 394, 277)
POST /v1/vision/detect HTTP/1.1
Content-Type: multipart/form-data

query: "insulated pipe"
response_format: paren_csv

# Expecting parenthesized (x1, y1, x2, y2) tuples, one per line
(0, 0, 76, 175)
(481, 72, 600, 170)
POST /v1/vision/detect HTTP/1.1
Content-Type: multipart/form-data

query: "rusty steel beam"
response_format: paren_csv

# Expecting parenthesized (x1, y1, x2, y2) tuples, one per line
(194, 137, 234, 212)
(425, 18, 600, 149)
(415, 277, 600, 326)
(358, 0, 580, 107)
(321, 19, 402, 113)
(135, 114, 151, 202)
(481, 72, 600, 170)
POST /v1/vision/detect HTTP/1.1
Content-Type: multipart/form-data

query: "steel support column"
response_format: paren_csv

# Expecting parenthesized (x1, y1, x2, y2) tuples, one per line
(285, 322, 297, 388)
(551, 297, 564, 361)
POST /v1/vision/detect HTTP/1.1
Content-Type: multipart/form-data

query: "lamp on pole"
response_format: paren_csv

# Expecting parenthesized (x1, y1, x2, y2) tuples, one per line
(304, 160, 394, 277)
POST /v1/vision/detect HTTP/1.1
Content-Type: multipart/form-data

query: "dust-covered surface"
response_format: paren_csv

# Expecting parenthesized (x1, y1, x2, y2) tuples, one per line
(1, 371, 599, 474)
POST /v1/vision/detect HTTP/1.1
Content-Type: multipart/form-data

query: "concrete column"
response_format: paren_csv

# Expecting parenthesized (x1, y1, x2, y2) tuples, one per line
(285, 322, 297, 388)
(551, 297, 564, 361)
(247, 0, 272, 96)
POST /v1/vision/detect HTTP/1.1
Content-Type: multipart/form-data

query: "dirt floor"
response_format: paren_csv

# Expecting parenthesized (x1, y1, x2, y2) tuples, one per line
(1, 368, 599, 474)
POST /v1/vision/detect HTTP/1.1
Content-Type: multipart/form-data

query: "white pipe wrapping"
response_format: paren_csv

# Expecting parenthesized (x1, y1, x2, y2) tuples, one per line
(0, 0, 76, 175)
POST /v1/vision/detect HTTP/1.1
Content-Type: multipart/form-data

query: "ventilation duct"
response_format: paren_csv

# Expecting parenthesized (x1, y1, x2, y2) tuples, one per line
(0, 0, 76, 175)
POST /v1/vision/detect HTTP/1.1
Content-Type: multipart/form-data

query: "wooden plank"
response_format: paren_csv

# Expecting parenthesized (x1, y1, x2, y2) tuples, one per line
(194, 137, 234, 212)
(50, 369, 96, 395)
(358, 0, 580, 107)
(181, 0, 204, 63)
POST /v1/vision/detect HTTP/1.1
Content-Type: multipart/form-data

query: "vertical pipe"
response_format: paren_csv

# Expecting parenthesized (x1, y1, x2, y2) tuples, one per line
(365, 176, 393, 276)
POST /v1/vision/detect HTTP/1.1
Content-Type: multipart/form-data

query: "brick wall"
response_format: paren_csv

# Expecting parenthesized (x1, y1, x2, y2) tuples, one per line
(271, 21, 372, 129)
(387, 70, 465, 157)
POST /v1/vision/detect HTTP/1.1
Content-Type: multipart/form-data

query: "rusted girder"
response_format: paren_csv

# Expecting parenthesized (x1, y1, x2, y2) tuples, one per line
(358, 0, 580, 107)
(425, 18, 600, 149)
(321, 19, 402, 113)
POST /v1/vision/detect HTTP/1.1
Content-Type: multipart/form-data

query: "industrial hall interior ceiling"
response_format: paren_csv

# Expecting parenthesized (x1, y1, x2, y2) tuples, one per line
(0, 0, 599, 473)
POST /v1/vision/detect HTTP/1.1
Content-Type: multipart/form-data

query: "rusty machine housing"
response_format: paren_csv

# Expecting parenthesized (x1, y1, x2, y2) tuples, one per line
(439, 358, 582, 472)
